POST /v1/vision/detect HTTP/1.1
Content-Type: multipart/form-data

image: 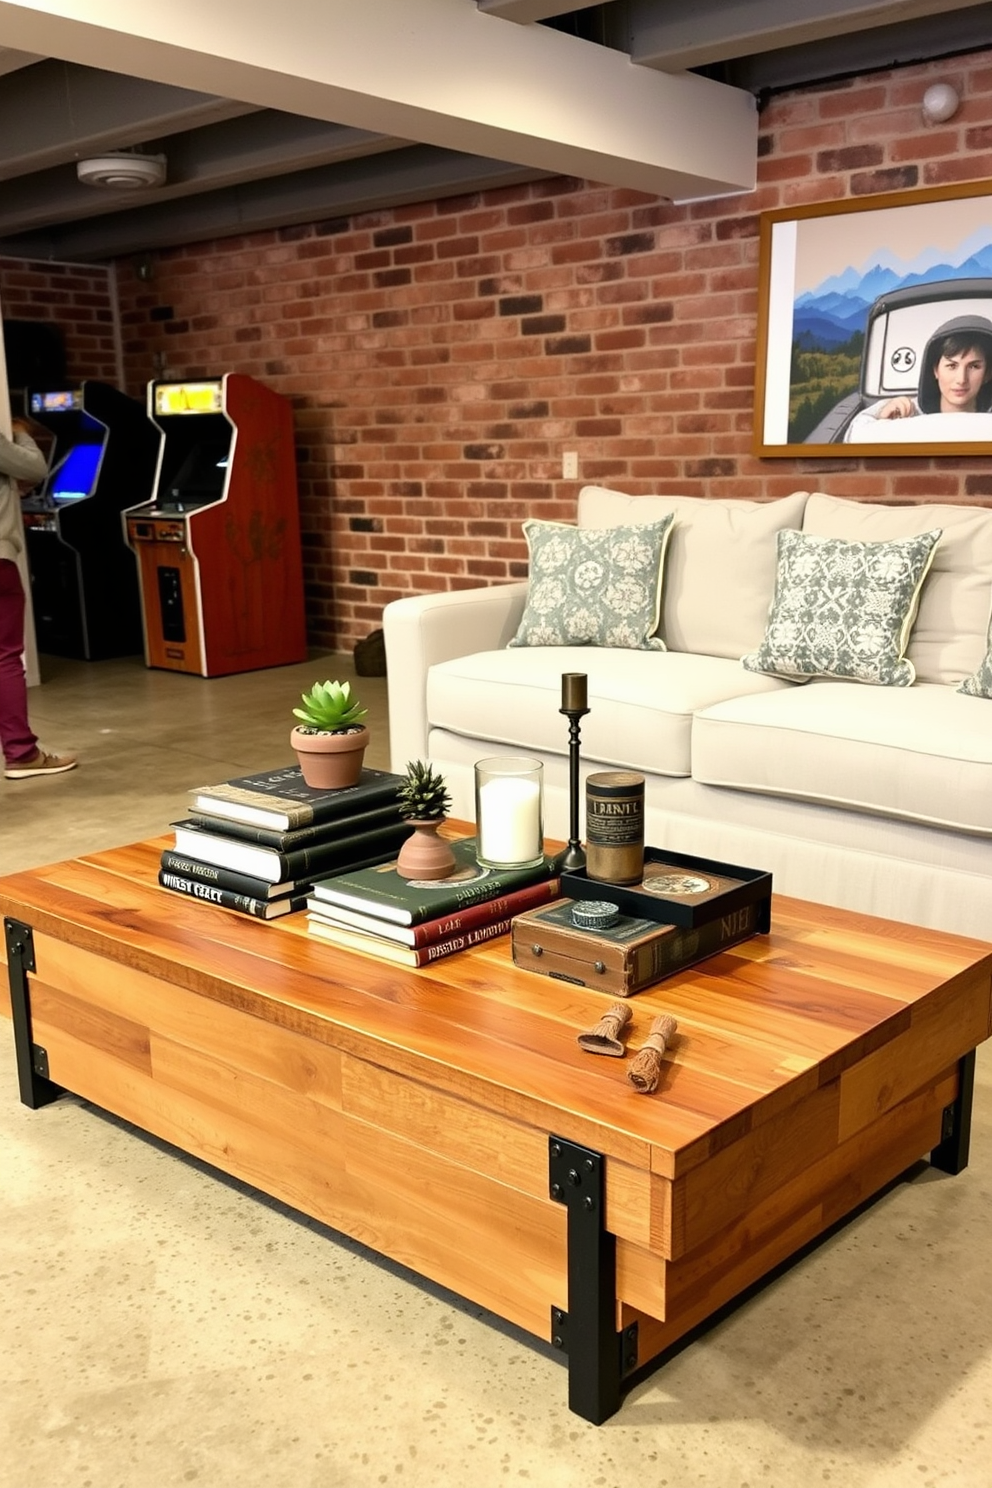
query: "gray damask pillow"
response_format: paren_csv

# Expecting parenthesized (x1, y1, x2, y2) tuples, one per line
(509, 517, 675, 650)
(742, 527, 942, 686)
(958, 632, 992, 698)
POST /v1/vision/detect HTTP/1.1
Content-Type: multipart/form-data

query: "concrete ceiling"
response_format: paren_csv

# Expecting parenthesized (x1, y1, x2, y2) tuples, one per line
(0, 0, 988, 262)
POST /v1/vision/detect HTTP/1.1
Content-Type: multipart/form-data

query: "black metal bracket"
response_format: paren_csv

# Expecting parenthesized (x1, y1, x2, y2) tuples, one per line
(4, 918, 62, 1109)
(549, 1135, 635, 1423)
(930, 1049, 976, 1175)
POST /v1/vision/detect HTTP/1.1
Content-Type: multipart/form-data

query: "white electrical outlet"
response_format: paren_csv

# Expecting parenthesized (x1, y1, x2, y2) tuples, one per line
(562, 451, 578, 479)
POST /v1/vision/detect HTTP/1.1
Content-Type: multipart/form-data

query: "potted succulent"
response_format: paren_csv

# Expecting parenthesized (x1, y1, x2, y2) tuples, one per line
(291, 679, 369, 789)
(395, 759, 456, 880)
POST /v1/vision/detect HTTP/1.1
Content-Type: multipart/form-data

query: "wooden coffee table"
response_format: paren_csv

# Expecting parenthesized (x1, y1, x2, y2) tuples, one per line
(2, 834, 990, 1422)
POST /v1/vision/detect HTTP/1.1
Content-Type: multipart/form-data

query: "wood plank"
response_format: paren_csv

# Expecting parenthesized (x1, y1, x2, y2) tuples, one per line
(621, 1070, 955, 1368)
(28, 999, 564, 1339)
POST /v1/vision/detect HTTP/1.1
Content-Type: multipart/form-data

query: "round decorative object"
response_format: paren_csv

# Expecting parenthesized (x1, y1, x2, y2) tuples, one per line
(395, 819, 457, 881)
(571, 900, 620, 931)
(642, 873, 711, 897)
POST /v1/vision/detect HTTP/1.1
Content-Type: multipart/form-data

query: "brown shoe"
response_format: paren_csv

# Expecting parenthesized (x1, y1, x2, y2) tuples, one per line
(5, 748, 78, 780)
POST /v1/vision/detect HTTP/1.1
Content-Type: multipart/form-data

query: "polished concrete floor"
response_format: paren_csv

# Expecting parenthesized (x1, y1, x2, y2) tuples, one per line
(2, 655, 992, 1487)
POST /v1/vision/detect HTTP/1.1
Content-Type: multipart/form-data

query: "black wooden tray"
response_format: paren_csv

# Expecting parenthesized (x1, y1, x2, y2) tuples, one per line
(561, 847, 772, 932)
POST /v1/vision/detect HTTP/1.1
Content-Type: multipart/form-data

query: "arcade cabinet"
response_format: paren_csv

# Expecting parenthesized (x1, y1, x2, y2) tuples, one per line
(21, 381, 159, 659)
(125, 374, 307, 677)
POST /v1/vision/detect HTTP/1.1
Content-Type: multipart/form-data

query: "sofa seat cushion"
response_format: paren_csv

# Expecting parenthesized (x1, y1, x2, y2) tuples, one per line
(427, 647, 791, 778)
(692, 680, 992, 835)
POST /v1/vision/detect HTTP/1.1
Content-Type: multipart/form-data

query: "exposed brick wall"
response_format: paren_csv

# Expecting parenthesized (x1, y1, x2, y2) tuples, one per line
(113, 48, 992, 652)
(0, 259, 119, 385)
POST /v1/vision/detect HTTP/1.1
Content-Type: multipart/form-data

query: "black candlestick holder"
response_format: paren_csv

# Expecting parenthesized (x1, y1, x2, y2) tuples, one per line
(559, 673, 590, 871)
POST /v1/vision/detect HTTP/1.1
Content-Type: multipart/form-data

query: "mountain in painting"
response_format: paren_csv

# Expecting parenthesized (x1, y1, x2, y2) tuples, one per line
(793, 241, 992, 351)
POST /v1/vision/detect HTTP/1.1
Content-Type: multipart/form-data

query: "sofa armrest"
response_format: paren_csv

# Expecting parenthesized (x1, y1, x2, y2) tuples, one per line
(383, 583, 529, 768)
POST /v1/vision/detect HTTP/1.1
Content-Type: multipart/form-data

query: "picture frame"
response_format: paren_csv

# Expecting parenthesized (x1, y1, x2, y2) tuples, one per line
(753, 180, 992, 458)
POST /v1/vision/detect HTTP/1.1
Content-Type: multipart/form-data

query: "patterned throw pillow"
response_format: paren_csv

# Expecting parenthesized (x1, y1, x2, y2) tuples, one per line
(958, 638, 992, 698)
(742, 527, 942, 686)
(508, 517, 675, 650)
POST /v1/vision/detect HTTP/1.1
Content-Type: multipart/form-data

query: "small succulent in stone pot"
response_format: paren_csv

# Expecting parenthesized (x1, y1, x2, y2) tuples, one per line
(394, 760, 456, 880)
(292, 679, 368, 733)
(290, 679, 369, 789)
(397, 759, 452, 822)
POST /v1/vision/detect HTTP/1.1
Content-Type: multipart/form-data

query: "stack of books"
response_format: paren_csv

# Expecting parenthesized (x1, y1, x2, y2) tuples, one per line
(159, 764, 410, 919)
(306, 835, 563, 964)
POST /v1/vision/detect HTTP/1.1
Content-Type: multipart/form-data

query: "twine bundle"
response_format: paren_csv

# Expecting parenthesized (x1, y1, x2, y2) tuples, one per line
(627, 1014, 678, 1094)
(576, 1001, 632, 1057)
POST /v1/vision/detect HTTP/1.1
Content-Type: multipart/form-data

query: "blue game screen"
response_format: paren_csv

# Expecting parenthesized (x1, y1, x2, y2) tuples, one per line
(49, 443, 102, 502)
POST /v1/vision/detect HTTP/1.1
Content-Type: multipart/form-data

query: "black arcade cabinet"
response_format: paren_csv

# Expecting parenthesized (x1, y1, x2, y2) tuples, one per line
(21, 382, 159, 659)
(125, 375, 307, 676)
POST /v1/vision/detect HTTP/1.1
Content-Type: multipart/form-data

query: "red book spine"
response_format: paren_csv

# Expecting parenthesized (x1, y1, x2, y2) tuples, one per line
(408, 877, 561, 946)
(411, 917, 515, 964)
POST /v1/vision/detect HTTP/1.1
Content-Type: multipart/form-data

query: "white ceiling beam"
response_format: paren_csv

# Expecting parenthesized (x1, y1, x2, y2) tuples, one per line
(476, 1, 600, 20)
(0, 0, 757, 201)
(627, 0, 992, 71)
(0, 45, 40, 74)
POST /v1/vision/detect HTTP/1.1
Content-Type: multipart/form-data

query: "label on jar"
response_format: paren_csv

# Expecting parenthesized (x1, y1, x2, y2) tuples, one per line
(585, 771, 644, 884)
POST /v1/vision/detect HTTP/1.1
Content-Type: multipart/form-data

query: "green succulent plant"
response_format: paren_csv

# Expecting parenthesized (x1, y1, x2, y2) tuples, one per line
(292, 679, 368, 732)
(397, 759, 452, 821)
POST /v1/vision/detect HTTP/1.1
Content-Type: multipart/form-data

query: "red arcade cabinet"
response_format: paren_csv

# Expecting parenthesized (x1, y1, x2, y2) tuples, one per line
(126, 375, 307, 677)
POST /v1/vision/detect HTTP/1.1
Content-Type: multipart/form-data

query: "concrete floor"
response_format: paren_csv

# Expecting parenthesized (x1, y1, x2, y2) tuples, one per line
(2, 654, 991, 1487)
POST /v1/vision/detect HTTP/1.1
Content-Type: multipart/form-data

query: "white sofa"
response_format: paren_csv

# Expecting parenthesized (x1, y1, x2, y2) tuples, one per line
(383, 487, 992, 940)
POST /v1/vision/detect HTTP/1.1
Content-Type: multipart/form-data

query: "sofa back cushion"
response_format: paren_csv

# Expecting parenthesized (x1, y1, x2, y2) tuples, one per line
(801, 493, 992, 684)
(577, 486, 809, 658)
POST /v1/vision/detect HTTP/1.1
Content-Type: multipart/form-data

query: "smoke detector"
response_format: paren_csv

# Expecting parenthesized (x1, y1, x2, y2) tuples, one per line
(77, 153, 167, 190)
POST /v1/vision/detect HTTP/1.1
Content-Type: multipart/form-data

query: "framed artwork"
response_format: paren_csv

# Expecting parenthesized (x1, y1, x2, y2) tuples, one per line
(753, 181, 992, 457)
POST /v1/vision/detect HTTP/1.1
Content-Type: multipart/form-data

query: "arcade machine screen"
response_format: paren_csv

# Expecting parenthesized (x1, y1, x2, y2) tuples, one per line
(47, 443, 103, 504)
(164, 441, 229, 510)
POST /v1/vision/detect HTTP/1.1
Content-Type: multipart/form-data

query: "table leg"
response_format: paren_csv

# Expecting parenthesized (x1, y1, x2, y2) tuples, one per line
(548, 1136, 638, 1423)
(929, 1049, 976, 1175)
(4, 918, 62, 1109)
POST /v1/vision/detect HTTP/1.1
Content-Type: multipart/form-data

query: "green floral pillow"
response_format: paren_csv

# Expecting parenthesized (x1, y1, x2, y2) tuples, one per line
(958, 635, 992, 698)
(509, 517, 675, 650)
(742, 527, 942, 686)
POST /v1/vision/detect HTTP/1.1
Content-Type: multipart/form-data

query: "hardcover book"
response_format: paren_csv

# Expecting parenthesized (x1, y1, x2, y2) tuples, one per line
(158, 870, 308, 919)
(511, 896, 761, 996)
(306, 913, 515, 967)
(305, 875, 562, 947)
(309, 836, 562, 925)
(187, 799, 404, 851)
(159, 849, 295, 900)
(188, 765, 404, 832)
(171, 817, 410, 884)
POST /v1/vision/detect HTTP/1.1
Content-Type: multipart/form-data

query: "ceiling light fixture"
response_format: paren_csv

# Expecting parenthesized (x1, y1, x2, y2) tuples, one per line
(77, 152, 167, 190)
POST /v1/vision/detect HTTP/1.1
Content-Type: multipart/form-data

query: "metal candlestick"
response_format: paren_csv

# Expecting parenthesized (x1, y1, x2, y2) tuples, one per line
(559, 673, 589, 871)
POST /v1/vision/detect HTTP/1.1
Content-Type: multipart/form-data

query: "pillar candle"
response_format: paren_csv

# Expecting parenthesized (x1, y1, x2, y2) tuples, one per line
(478, 776, 542, 865)
(561, 672, 588, 712)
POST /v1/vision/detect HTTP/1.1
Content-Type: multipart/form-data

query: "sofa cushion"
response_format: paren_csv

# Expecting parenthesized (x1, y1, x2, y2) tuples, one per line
(802, 493, 992, 684)
(427, 647, 790, 777)
(742, 527, 941, 686)
(508, 516, 674, 650)
(577, 486, 809, 658)
(692, 681, 992, 836)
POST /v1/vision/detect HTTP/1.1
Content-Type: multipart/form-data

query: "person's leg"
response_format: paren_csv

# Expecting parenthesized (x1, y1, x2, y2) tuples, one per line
(0, 558, 38, 766)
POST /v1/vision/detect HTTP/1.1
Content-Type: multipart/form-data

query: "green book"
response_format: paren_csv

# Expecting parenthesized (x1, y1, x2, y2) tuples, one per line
(309, 836, 562, 925)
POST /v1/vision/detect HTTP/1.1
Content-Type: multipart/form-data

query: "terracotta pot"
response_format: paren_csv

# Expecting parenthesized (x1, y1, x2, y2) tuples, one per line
(395, 818, 457, 881)
(290, 724, 369, 790)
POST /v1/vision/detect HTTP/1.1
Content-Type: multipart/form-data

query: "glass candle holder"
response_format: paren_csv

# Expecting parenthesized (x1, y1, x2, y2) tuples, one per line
(474, 756, 544, 869)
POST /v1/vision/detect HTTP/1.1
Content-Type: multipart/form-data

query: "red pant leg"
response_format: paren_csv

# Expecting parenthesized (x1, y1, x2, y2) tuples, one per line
(0, 558, 39, 765)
